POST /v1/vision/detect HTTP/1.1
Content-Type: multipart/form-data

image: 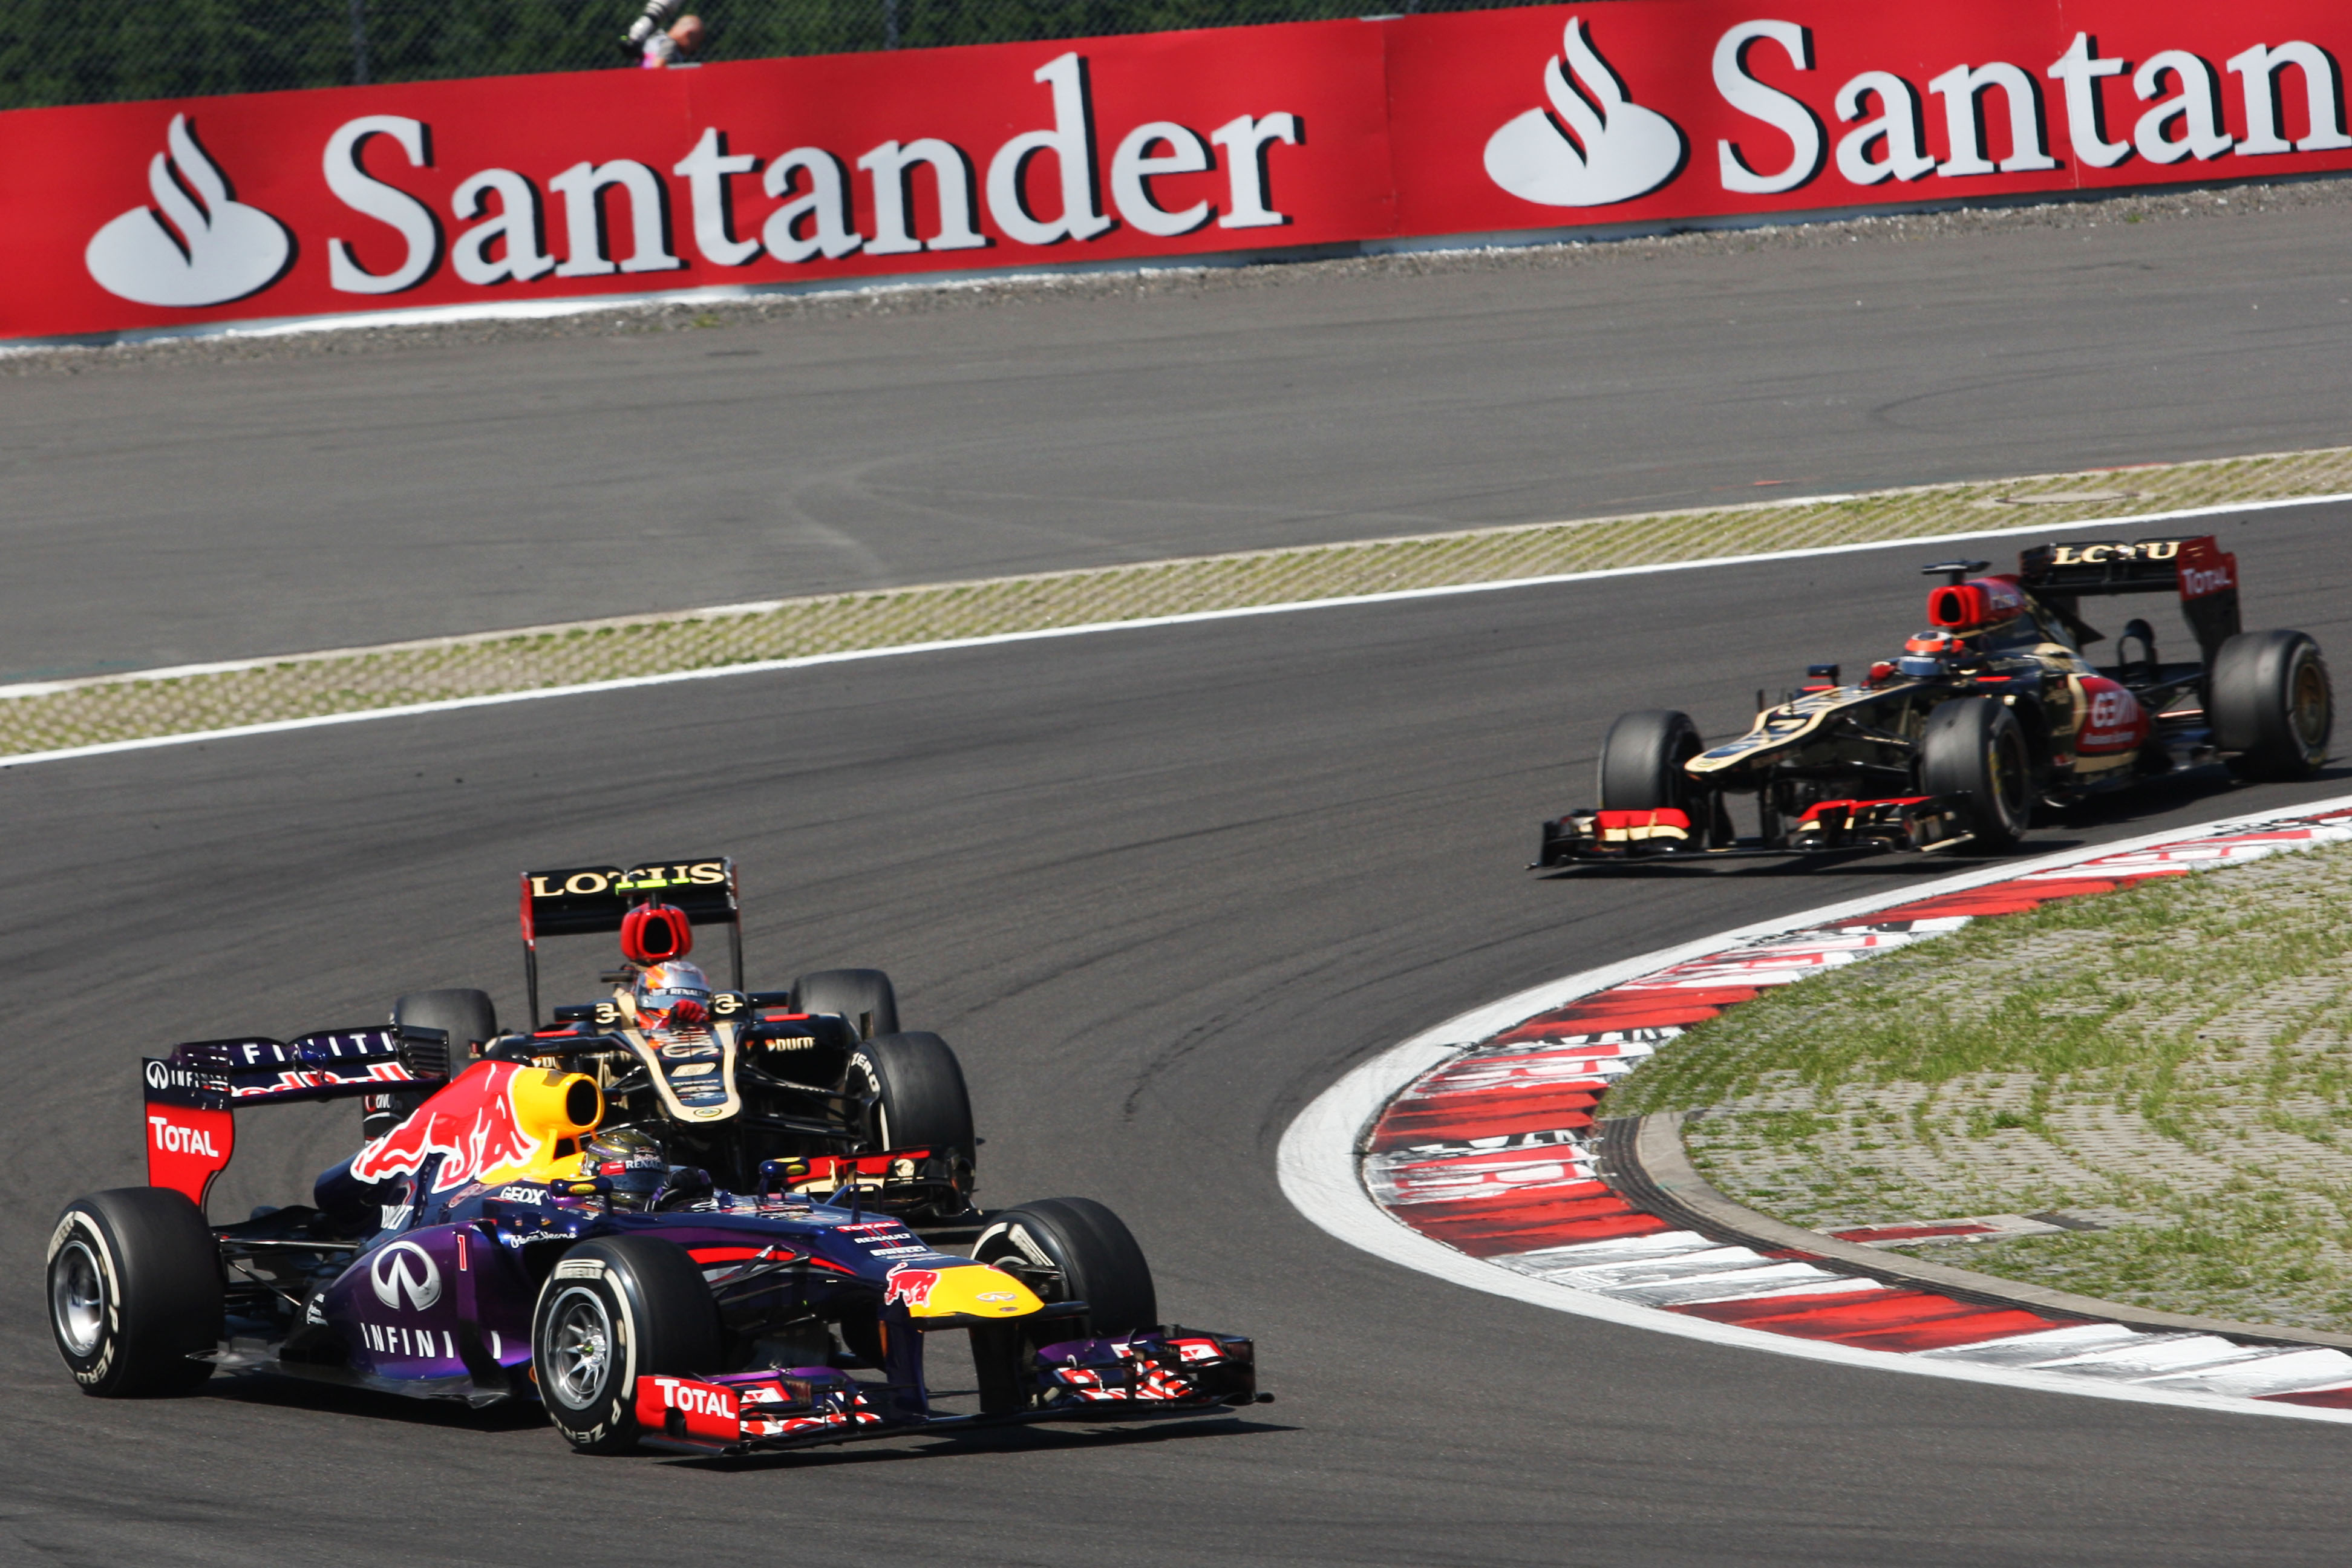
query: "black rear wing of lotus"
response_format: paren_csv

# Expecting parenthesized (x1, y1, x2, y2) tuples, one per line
(2019, 535, 2243, 666)
(520, 857, 743, 1027)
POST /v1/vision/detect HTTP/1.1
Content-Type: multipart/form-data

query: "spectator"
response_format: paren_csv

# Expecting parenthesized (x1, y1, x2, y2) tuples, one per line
(624, 0, 706, 67)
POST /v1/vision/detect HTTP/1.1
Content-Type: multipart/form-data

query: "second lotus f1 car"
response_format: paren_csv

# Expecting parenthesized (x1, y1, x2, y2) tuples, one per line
(1537, 534, 2331, 867)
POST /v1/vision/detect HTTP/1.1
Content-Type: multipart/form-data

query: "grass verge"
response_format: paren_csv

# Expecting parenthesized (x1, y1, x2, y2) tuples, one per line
(1609, 840, 2352, 1333)
(7, 444, 2351, 757)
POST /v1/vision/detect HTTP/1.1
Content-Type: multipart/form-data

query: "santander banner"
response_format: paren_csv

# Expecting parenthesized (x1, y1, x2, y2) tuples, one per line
(6, 0, 2352, 341)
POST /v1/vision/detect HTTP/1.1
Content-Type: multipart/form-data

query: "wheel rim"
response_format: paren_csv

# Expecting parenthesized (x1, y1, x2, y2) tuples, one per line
(543, 1287, 615, 1408)
(51, 1239, 105, 1357)
(2290, 655, 2331, 752)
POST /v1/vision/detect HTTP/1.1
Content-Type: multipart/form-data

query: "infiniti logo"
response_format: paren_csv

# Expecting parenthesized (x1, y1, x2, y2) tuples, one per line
(369, 1240, 442, 1311)
(144, 1060, 169, 1090)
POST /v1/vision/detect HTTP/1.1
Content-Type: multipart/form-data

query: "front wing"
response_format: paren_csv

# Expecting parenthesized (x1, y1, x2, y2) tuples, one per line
(1534, 797, 1973, 867)
(634, 1328, 1261, 1456)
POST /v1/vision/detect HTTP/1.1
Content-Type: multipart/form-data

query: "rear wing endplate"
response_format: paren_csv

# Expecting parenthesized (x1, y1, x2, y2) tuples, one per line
(142, 1025, 449, 1212)
(519, 857, 742, 1026)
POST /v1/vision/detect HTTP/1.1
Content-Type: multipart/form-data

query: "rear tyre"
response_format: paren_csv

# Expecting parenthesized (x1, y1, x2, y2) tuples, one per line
(791, 968, 900, 1040)
(2212, 630, 2332, 781)
(377, 989, 500, 1139)
(1919, 696, 2032, 851)
(1597, 709, 1702, 813)
(532, 1235, 720, 1454)
(847, 1032, 976, 1192)
(47, 1188, 221, 1397)
(974, 1196, 1157, 1338)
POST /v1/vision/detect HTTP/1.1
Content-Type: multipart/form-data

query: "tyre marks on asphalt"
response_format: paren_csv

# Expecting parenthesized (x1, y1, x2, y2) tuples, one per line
(1358, 804, 2352, 1411)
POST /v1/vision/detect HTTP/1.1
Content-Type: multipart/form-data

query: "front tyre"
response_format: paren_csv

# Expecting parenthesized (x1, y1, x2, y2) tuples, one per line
(1597, 709, 1702, 814)
(791, 968, 900, 1040)
(975, 1196, 1157, 1337)
(47, 1188, 222, 1397)
(1919, 696, 2032, 851)
(2213, 629, 2332, 781)
(847, 1031, 976, 1173)
(532, 1235, 719, 1454)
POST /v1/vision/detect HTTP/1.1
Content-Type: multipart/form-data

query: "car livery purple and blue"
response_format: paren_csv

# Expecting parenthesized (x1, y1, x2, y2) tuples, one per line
(48, 903, 1259, 1456)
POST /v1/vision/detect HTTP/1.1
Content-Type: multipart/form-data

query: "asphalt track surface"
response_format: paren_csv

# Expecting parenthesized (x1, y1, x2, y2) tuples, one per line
(8, 511, 2352, 1566)
(8, 199, 2352, 681)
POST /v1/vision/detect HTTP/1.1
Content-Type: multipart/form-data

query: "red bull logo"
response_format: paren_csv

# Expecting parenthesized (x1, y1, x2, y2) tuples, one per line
(352, 1062, 546, 1192)
(883, 1266, 941, 1308)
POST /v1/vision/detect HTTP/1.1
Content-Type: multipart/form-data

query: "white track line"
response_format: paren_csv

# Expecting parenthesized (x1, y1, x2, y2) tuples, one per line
(1278, 792, 2352, 1423)
(4, 492, 2344, 770)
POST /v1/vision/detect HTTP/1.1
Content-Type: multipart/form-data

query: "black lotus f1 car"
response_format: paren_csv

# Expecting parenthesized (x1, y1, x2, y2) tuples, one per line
(1537, 535, 2331, 866)
(366, 857, 976, 1215)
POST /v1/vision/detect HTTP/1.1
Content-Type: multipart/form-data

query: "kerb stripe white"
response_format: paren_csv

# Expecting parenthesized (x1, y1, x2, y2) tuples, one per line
(1279, 792, 2352, 1423)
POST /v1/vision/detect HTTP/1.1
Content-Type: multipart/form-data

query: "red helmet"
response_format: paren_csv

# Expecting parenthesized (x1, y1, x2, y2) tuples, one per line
(633, 959, 712, 1031)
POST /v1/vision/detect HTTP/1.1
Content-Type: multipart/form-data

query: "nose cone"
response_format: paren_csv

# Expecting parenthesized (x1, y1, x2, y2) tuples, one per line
(906, 1263, 1045, 1319)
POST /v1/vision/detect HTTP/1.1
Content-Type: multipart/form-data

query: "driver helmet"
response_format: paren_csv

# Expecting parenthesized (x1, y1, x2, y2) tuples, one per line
(580, 1126, 668, 1210)
(633, 959, 713, 1032)
(1899, 629, 1971, 676)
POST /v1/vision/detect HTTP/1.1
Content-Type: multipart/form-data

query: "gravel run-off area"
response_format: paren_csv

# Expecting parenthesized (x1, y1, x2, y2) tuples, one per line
(1610, 840, 2352, 1334)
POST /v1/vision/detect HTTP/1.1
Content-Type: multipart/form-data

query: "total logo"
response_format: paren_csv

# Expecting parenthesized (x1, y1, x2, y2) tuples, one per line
(146, 1114, 221, 1157)
(2183, 561, 2237, 597)
(650, 1377, 737, 1419)
(369, 1240, 443, 1312)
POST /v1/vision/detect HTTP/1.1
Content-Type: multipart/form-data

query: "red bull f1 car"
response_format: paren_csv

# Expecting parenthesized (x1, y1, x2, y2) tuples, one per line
(1537, 534, 2331, 866)
(49, 859, 1261, 1455)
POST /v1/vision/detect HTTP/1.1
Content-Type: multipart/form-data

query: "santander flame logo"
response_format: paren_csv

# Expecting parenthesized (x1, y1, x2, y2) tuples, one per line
(85, 114, 292, 307)
(1483, 18, 1684, 208)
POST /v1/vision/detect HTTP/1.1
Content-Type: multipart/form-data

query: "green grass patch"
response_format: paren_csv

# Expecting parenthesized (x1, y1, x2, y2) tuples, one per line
(1610, 838, 2352, 1331)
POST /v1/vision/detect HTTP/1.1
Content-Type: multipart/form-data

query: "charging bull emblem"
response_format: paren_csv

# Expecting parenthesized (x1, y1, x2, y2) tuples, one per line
(351, 1062, 547, 1192)
(883, 1266, 941, 1308)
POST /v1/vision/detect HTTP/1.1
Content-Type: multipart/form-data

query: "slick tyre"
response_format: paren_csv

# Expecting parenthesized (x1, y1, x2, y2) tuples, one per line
(379, 990, 500, 1139)
(847, 1032, 976, 1174)
(791, 968, 900, 1040)
(975, 1197, 1157, 1337)
(48, 1187, 222, 1397)
(2212, 630, 2333, 781)
(392, 988, 499, 1054)
(532, 1235, 720, 1454)
(1919, 696, 2032, 851)
(1597, 710, 1703, 813)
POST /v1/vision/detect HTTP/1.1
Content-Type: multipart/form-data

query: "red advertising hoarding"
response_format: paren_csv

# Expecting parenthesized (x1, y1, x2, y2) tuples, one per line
(4, 2, 2350, 342)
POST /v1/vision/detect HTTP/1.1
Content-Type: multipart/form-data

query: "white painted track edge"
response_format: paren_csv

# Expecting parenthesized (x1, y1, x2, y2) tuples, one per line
(1276, 791, 2352, 1424)
(4, 492, 2344, 770)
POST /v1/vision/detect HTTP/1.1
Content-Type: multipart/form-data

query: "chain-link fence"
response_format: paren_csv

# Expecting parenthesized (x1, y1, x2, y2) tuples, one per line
(0, 0, 1557, 111)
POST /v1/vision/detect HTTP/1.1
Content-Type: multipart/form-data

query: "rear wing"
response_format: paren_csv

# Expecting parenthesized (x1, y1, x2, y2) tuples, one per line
(520, 857, 742, 1027)
(2018, 535, 2242, 666)
(143, 1025, 451, 1212)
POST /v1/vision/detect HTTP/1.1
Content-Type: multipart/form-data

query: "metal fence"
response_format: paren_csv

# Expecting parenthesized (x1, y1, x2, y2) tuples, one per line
(0, 0, 1557, 111)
